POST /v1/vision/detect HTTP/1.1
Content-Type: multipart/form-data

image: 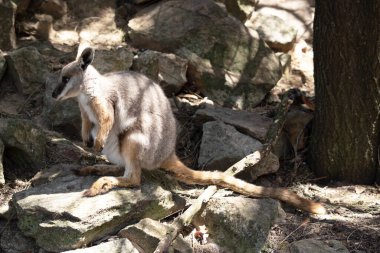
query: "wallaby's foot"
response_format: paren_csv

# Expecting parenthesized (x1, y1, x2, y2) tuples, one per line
(83, 176, 140, 197)
(83, 176, 115, 196)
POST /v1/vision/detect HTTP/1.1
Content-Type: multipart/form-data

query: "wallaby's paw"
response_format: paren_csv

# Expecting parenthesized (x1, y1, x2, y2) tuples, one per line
(94, 139, 104, 153)
(83, 177, 114, 197)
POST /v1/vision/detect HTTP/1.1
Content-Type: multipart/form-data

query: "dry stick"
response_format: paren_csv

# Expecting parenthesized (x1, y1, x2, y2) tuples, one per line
(154, 93, 294, 253)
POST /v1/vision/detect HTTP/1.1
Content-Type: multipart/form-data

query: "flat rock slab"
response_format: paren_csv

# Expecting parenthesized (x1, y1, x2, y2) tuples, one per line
(62, 238, 139, 253)
(194, 106, 273, 141)
(13, 165, 186, 252)
(119, 218, 193, 253)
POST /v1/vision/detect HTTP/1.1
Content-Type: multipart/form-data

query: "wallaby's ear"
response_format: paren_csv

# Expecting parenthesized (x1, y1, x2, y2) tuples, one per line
(80, 47, 94, 70)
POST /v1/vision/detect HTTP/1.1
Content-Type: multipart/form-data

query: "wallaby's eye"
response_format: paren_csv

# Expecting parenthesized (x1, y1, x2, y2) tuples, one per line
(62, 76, 70, 84)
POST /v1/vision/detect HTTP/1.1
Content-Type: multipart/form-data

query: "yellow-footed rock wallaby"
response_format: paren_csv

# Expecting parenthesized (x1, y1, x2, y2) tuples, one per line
(52, 47, 326, 214)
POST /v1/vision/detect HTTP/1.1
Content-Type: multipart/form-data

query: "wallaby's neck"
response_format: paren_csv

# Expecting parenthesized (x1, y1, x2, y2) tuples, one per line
(82, 65, 103, 92)
(84, 65, 102, 81)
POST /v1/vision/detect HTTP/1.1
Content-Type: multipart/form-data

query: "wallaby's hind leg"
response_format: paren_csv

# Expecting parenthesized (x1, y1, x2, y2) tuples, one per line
(83, 133, 142, 197)
(76, 164, 124, 176)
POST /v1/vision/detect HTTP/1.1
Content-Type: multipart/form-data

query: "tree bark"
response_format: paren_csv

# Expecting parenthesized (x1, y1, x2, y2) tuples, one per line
(310, 1, 380, 184)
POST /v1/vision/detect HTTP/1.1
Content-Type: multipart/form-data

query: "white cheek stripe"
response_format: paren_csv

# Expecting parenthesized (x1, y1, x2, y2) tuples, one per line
(57, 82, 73, 100)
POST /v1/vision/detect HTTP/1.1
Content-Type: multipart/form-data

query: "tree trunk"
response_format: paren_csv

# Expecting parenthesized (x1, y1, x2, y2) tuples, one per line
(310, 1, 380, 184)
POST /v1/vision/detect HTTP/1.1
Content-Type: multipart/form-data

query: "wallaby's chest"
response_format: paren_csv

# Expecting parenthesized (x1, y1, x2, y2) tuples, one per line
(78, 93, 98, 124)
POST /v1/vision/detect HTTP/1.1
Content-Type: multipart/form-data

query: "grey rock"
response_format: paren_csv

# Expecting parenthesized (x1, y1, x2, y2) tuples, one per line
(0, 220, 38, 253)
(62, 238, 139, 253)
(245, 13, 297, 52)
(132, 50, 188, 95)
(76, 12, 124, 47)
(283, 239, 349, 253)
(0, 52, 6, 82)
(215, 0, 259, 21)
(199, 121, 279, 178)
(255, 0, 315, 42)
(44, 72, 81, 139)
(276, 52, 292, 74)
(13, 165, 186, 252)
(119, 218, 193, 253)
(248, 151, 279, 180)
(31, 0, 68, 19)
(198, 121, 263, 170)
(127, 0, 282, 109)
(0, 139, 4, 185)
(194, 106, 273, 141)
(44, 134, 101, 166)
(13, 0, 30, 13)
(5, 46, 49, 95)
(194, 196, 285, 253)
(0, 118, 46, 178)
(0, 1, 17, 50)
(92, 47, 134, 74)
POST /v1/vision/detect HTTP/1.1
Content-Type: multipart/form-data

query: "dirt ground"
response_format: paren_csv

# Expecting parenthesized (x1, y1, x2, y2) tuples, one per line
(262, 164, 380, 253)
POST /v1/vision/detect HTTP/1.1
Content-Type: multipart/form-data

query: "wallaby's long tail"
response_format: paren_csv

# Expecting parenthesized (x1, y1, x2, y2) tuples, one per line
(161, 154, 326, 214)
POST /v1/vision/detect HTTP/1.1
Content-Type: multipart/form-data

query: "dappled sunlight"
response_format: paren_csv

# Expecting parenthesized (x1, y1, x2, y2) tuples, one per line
(78, 8, 125, 47)
(50, 29, 79, 46)
(47, 7, 125, 48)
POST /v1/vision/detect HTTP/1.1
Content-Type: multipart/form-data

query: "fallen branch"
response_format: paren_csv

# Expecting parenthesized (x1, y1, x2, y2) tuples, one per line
(154, 92, 294, 253)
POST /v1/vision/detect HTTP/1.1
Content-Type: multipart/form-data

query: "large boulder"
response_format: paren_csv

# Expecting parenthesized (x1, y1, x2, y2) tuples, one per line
(5, 46, 49, 95)
(13, 165, 186, 252)
(127, 0, 282, 109)
(131, 50, 188, 95)
(255, 0, 315, 42)
(198, 121, 263, 170)
(245, 12, 297, 52)
(194, 196, 285, 253)
(0, 118, 46, 179)
(0, 1, 17, 50)
(92, 47, 133, 74)
(198, 121, 279, 179)
(44, 72, 81, 139)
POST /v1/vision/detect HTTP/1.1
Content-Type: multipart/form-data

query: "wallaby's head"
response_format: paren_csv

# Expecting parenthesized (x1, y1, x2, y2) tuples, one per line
(52, 47, 95, 100)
